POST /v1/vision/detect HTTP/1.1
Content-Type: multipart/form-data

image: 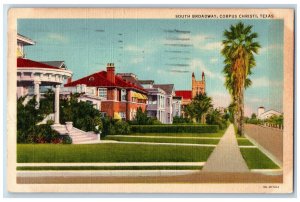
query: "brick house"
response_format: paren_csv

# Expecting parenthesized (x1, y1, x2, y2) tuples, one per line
(64, 63, 148, 120)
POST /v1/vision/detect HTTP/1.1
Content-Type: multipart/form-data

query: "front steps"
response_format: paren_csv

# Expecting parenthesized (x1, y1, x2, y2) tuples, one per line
(51, 124, 100, 144)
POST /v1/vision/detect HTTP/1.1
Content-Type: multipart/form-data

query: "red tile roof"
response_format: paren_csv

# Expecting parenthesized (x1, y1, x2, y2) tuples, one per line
(175, 90, 192, 100)
(17, 58, 60, 69)
(65, 71, 147, 93)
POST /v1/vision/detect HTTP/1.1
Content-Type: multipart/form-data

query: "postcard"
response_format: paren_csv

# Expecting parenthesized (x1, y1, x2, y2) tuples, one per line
(6, 7, 294, 193)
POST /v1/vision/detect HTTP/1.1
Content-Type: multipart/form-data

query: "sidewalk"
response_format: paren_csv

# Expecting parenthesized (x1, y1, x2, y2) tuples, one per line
(202, 124, 249, 172)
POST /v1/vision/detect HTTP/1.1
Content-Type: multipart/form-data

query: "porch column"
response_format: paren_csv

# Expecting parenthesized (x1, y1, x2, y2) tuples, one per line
(54, 84, 60, 124)
(34, 81, 41, 108)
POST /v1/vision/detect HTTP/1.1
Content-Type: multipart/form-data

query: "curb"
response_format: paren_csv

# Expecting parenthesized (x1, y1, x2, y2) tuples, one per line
(17, 170, 199, 177)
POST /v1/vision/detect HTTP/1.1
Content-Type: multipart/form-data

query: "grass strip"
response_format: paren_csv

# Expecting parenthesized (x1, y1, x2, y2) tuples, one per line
(17, 166, 203, 171)
(17, 144, 214, 163)
(240, 148, 280, 169)
(104, 136, 219, 145)
(237, 139, 254, 146)
(128, 130, 225, 138)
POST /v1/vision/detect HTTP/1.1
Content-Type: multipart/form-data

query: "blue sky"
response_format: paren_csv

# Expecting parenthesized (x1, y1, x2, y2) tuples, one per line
(18, 19, 284, 116)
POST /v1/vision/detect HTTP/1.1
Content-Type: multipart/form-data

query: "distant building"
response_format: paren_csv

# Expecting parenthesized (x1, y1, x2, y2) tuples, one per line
(257, 106, 282, 120)
(64, 63, 148, 121)
(172, 96, 182, 117)
(139, 80, 175, 124)
(175, 71, 206, 117)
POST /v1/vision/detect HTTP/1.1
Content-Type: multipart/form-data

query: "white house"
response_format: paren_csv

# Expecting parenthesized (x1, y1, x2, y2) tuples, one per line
(17, 33, 72, 125)
(257, 106, 282, 120)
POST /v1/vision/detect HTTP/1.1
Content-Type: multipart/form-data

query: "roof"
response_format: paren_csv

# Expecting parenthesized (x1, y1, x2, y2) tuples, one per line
(64, 71, 147, 93)
(139, 80, 154, 85)
(175, 90, 192, 100)
(153, 84, 174, 95)
(17, 58, 60, 69)
(261, 109, 282, 116)
(17, 34, 35, 45)
(39, 61, 66, 69)
(117, 74, 144, 89)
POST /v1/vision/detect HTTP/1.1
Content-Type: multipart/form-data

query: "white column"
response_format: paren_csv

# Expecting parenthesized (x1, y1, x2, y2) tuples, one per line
(34, 81, 41, 108)
(54, 84, 60, 124)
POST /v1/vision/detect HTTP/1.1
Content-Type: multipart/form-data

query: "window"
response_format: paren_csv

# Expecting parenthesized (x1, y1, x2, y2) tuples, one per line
(98, 88, 107, 100)
(121, 89, 127, 101)
(100, 112, 107, 118)
(120, 112, 126, 120)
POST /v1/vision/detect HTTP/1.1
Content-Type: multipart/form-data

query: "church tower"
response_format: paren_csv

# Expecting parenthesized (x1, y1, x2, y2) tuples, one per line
(192, 71, 205, 98)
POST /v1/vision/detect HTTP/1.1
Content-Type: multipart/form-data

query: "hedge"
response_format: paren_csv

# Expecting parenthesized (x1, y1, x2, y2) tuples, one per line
(130, 125, 219, 133)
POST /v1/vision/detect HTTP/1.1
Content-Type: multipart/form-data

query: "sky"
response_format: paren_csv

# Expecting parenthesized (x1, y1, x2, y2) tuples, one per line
(18, 19, 284, 116)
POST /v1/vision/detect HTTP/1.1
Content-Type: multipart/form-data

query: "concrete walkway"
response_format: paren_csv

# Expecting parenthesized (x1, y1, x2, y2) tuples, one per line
(109, 135, 222, 139)
(17, 162, 206, 167)
(202, 124, 249, 172)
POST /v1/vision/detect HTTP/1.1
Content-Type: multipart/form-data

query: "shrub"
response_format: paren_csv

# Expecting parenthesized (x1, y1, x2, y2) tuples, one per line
(173, 116, 192, 124)
(101, 117, 131, 136)
(206, 109, 228, 130)
(115, 121, 131, 135)
(130, 125, 219, 133)
(61, 135, 72, 144)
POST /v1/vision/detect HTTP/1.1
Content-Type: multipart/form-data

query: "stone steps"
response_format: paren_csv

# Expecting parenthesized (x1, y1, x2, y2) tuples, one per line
(51, 124, 99, 144)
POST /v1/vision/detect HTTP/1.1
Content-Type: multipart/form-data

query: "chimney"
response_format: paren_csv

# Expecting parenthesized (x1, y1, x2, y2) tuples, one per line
(67, 77, 72, 84)
(107, 63, 115, 83)
(202, 72, 205, 81)
(192, 72, 195, 78)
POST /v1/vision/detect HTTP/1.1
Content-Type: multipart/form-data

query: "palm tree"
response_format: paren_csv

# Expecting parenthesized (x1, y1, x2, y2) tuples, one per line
(221, 22, 260, 136)
(184, 93, 213, 123)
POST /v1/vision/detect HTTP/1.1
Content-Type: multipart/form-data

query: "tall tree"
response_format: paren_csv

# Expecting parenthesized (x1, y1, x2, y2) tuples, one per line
(221, 22, 260, 136)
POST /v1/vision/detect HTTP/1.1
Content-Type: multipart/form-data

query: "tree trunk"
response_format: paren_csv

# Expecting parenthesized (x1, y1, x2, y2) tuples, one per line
(237, 88, 245, 136)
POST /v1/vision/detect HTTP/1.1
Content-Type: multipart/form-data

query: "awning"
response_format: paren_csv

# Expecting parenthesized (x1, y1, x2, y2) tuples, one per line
(113, 112, 122, 120)
(132, 92, 147, 100)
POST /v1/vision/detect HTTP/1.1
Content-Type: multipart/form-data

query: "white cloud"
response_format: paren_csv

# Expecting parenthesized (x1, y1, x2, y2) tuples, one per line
(191, 34, 222, 51)
(259, 44, 283, 54)
(251, 77, 282, 88)
(200, 42, 223, 51)
(124, 45, 144, 52)
(47, 33, 68, 43)
(210, 57, 219, 64)
(247, 97, 263, 103)
(130, 57, 144, 64)
(210, 91, 231, 108)
(189, 59, 224, 82)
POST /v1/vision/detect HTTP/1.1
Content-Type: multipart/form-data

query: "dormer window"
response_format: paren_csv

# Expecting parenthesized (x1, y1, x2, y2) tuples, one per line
(89, 77, 94, 81)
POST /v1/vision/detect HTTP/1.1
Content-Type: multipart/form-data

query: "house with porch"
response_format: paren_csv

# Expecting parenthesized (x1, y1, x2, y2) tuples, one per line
(16, 33, 72, 125)
(139, 80, 176, 124)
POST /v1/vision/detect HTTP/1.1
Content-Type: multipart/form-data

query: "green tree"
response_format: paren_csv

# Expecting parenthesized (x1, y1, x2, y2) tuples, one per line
(184, 93, 213, 123)
(221, 22, 261, 136)
(60, 93, 103, 133)
(132, 107, 154, 125)
(251, 113, 257, 119)
(206, 108, 228, 129)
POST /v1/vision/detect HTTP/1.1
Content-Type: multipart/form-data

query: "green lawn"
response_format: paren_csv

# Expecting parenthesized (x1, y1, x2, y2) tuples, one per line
(240, 148, 280, 169)
(237, 138, 254, 146)
(17, 166, 203, 170)
(128, 130, 226, 138)
(17, 144, 214, 163)
(104, 136, 219, 145)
